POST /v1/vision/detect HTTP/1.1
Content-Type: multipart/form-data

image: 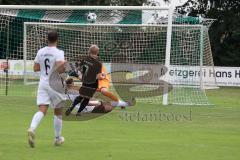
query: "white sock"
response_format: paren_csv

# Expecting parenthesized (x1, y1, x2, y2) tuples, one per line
(54, 115, 62, 138)
(111, 100, 128, 107)
(30, 111, 44, 132)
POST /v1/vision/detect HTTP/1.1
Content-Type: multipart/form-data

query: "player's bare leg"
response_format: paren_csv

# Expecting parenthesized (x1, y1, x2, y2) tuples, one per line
(28, 105, 48, 148)
(54, 107, 64, 146)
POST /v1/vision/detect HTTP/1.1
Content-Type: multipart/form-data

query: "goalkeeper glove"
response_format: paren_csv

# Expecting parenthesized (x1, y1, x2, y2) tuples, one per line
(68, 70, 79, 78)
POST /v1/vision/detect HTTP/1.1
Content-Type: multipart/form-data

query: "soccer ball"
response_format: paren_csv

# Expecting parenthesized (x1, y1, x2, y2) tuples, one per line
(87, 13, 97, 23)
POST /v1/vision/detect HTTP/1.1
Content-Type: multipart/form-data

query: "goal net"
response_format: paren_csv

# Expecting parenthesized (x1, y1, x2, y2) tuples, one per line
(0, 6, 216, 105)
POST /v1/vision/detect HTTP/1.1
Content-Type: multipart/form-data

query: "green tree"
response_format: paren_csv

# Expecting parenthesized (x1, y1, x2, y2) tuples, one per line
(177, 0, 240, 66)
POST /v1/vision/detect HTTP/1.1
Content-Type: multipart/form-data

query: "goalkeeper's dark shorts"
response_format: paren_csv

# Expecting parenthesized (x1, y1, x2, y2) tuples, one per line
(79, 81, 98, 98)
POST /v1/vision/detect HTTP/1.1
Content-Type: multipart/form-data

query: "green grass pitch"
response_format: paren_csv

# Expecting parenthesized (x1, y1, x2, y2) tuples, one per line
(0, 87, 240, 160)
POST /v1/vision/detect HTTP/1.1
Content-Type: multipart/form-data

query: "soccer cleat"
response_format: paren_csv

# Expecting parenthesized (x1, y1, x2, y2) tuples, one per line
(127, 97, 136, 106)
(54, 136, 65, 146)
(27, 128, 35, 148)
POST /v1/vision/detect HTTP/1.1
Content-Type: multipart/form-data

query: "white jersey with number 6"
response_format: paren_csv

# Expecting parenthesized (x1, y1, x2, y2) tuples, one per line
(34, 46, 66, 107)
(34, 46, 64, 86)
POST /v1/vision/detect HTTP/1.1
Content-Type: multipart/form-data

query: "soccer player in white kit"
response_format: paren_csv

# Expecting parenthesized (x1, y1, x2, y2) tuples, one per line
(27, 30, 66, 148)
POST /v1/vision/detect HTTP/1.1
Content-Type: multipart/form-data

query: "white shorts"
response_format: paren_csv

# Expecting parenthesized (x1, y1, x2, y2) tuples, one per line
(37, 83, 67, 108)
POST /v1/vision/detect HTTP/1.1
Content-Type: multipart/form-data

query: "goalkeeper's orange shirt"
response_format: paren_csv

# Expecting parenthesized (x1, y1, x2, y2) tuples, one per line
(98, 65, 110, 90)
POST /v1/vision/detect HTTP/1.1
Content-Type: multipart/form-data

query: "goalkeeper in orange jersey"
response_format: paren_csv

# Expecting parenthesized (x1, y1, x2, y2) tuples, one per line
(97, 65, 134, 107)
